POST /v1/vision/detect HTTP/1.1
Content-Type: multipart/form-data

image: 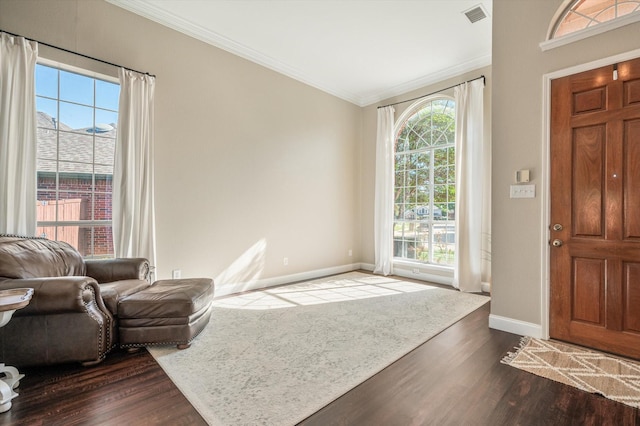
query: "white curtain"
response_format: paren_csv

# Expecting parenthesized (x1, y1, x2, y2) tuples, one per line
(113, 68, 157, 270)
(0, 33, 38, 236)
(374, 106, 395, 276)
(453, 79, 490, 292)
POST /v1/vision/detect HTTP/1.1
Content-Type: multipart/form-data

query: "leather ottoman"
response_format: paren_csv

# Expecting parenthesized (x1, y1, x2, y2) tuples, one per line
(118, 278, 213, 350)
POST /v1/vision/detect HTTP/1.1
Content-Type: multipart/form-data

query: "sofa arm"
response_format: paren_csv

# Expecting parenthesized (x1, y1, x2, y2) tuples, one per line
(0, 277, 105, 316)
(85, 258, 150, 283)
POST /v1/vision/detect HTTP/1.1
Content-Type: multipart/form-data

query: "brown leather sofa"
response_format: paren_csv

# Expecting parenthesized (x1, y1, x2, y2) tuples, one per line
(0, 234, 152, 366)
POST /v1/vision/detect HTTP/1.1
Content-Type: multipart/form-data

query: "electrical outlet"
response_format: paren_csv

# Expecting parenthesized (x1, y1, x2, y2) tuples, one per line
(412, 268, 420, 274)
(283, 257, 288, 266)
(172, 269, 181, 279)
(348, 249, 352, 257)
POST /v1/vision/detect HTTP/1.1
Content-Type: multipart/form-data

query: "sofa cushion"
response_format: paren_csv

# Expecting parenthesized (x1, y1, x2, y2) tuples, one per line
(0, 235, 86, 279)
(99, 279, 153, 315)
(118, 278, 213, 319)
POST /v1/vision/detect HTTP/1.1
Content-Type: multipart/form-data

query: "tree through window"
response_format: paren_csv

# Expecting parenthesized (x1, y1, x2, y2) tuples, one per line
(394, 97, 455, 266)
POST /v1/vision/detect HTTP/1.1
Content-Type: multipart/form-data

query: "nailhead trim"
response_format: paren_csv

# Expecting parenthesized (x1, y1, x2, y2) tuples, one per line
(0, 233, 47, 240)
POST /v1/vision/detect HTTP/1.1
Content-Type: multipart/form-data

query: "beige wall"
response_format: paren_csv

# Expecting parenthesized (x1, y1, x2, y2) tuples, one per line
(8, 0, 639, 327)
(0, 0, 362, 293)
(492, 0, 640, 327)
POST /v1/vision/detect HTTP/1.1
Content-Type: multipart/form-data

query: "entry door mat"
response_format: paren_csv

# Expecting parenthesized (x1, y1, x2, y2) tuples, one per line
(502, 337, 640, 408)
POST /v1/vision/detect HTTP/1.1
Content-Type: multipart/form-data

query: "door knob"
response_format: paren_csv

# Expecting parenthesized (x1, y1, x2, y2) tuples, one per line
(552, 239, 563, 247)
(552, 224, 563, 231)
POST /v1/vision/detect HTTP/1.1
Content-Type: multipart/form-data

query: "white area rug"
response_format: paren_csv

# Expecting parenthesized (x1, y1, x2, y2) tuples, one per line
(148, 271, 489, 425)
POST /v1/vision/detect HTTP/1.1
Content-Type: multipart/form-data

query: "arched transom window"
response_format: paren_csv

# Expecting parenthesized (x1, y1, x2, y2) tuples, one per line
(393, 97, 455, 266)
(553, 0, 640, 38)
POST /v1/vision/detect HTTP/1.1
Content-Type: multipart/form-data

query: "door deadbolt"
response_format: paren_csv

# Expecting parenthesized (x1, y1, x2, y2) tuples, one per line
(552, 239, 563, 247)
(552, 224, 563, 231)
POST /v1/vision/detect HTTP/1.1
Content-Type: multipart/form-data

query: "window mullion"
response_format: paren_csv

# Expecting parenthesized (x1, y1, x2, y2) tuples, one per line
(552, 0, 640, 39)
(394, 97, 455, 267)
(429, 145, 435, 264)
(35, 63, 118, 258)
(91, 80, 97, 257)
(54, 68, 61, 241)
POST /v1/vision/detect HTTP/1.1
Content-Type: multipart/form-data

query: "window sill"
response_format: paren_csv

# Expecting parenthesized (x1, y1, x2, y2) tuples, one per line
(392, 260, 453, 286)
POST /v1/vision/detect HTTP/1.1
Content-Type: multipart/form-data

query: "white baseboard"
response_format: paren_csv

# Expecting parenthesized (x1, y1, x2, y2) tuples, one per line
(216, 261, 491, 298)
(215, 263, 362, 297)
(360, 262, 375, 272)
(362, 262, 492, 293)
(392, 267, 453, 286)
(361, 262, 454, 286)
(489, 314, 543, 338)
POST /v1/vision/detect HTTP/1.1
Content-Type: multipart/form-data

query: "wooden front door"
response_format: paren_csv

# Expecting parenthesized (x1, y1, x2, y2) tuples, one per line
(550, 57, 640, 359)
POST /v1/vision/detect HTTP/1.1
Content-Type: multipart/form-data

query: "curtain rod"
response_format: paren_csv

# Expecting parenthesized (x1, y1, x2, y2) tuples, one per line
(0, 29, 156, 78)
(377, 75, 485, 109)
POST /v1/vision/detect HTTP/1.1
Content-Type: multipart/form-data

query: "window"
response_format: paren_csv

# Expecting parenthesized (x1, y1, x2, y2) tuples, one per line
(553, 0, 640, 38)
(393, 97, 455, 266)
(35, 63, 120, 258)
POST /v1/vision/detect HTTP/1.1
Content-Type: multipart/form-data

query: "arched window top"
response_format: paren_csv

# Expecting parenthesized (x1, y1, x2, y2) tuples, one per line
(552, 0, 640, 38)
(541, 0, 640, 50)
(395, 97, 455, 153)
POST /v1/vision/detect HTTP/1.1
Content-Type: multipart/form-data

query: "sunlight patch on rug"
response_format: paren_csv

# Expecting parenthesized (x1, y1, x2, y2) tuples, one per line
(214, 273, 435, 310)
(148, 271, 489, 425)
(502, 337, 640, 408)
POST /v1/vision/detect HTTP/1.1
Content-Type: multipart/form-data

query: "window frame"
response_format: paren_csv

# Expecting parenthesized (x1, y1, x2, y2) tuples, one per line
(35, 58, 119, 258)
(392, 94, 456, 270)
(540, 0, 640, 51)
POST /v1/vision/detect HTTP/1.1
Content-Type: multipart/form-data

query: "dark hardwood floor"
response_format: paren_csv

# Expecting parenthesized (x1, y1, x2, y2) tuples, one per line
(2, 348, 207, 426)
(301, 303, 639, 426)
(2, 299, 638, 425)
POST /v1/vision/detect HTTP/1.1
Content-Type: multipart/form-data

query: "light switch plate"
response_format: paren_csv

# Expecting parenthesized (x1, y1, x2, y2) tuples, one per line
(510, 184, 535, 198)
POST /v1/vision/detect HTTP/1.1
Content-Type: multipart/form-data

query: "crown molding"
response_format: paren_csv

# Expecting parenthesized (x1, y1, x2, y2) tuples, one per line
(360, 54, 492, 107)
(106, 0, 363, 104)
(107, 0, 491, 108)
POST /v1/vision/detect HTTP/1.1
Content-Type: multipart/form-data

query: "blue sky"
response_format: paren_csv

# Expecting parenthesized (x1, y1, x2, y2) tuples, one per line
(35, 64, 120, 130)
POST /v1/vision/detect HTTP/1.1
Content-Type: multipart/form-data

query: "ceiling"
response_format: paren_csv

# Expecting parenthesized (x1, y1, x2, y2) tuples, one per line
(107, 0, 492, 107)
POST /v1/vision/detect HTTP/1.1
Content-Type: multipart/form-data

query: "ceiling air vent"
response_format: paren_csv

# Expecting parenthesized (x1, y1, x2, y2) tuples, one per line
(463, 4, 488, 24)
